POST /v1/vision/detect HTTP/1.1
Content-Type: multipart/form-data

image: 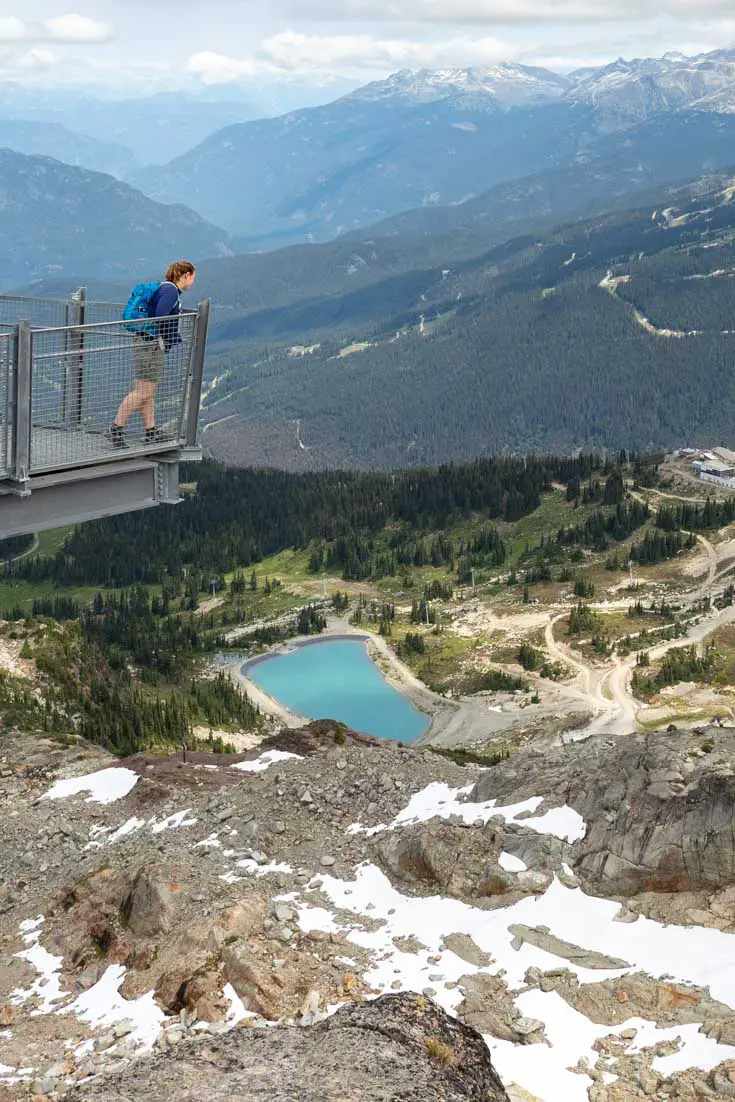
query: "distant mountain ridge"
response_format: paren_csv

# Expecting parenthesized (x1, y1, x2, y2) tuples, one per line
(132, 46, 735, 246)
(345, 64, 571, 107)
(0, 149, 233, 289)
(0, 119, 136, 178)
(567, 48, 735, 127)
(0, 90, 258, 166)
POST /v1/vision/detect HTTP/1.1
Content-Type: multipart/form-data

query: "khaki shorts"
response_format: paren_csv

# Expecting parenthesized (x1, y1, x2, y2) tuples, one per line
(133, 338, 165, 384)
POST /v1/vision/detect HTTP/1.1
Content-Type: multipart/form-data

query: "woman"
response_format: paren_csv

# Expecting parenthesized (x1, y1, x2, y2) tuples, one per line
(110, 260, 196, 447)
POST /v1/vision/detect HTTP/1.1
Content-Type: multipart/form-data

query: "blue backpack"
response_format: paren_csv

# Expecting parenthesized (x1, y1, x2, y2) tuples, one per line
(122, 281, 160, 334)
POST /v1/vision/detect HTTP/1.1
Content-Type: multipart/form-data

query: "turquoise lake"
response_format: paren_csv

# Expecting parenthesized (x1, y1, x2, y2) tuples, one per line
(242, 638, 429, 743)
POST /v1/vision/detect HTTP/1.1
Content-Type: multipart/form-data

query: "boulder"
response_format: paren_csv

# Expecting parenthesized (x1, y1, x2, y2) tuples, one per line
(63, 992, 511, 1101)
(49, 866, 132, 970)
(508, 925, 630, 970)
(459, 974, 520, 1042)
(152, 951, 210, 1013)
(122, 865, 179, 939)
(221, 944, 284, 1019)
(376, 825, 458, 887)
(474, 865, 516, 898)
(440, 932, 492, 968)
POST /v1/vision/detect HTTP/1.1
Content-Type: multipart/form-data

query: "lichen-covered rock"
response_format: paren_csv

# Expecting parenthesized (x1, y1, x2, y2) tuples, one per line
(64, 993, 511, 1101)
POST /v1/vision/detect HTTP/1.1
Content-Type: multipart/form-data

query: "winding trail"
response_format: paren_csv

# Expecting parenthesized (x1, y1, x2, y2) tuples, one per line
(2, 533, 39, 566)
(551, 487, 734, 739)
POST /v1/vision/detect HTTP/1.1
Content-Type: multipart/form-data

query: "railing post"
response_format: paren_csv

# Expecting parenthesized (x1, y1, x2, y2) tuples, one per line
(185, 299, 210, 447)
(62, 287, 86, 427)
(12, 321, 32, 490)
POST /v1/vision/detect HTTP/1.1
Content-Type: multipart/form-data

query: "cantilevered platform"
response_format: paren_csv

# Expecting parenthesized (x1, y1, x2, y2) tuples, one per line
(0, 290, 209, 540)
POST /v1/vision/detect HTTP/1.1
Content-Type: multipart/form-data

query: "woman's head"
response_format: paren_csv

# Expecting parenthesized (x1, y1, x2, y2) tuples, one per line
(165, 260, 197, 290)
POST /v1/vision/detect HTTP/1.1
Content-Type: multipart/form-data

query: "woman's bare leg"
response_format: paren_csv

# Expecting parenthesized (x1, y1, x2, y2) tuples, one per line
(140, 387, 157, 430)
(114, 380, 157, 428)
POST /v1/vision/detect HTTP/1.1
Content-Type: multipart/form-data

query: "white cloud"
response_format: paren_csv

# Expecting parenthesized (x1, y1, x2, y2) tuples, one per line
(1, 0, 734, 95)
(15, 46, 57, 70)
(186, 50, 273, 84)
(263, 29, 511, 70)
(285, 0, 735, 23)
(0, 17, 27, 42)
(188, 29, 516, 84)
(0, 13, 111, 46)
(45, 14, 111, 43)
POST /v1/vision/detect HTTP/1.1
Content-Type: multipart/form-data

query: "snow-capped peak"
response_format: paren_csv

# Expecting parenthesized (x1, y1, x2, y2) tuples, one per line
(339, 47, 735, 124)
(343, 64, 570, 110)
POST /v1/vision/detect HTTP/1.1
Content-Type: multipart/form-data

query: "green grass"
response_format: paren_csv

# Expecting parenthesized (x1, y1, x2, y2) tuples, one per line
(500, 490, 598, 563)
(0, 579, 111, 616)
(394, 626, 483, 692)
(226, 548, 314, 591)
(36, 525, 74, 557)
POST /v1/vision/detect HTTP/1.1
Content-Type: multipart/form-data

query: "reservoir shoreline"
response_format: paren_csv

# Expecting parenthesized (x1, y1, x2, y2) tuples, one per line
(222, 617, 521, 748)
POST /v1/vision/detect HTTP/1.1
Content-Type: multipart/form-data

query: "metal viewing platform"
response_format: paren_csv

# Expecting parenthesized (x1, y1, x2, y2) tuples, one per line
(0, 290, 210, 540)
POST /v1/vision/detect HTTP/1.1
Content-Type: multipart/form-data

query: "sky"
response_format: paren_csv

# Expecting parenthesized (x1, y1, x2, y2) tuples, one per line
(1, 0, 734, 103)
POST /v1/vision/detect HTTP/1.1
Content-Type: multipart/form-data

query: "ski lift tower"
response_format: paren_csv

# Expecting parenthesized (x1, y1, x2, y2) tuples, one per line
(0, 290, 210, 540)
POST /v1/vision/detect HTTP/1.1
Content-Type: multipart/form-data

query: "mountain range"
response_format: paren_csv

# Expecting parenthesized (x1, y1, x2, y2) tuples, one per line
(4, 46, 735, 470)
(0, 119, 136, 178)
(0, 150, 232, 290)
(0, 89, 256, 166)
(131, 48, 735, 245)
(0, 82, 356, 165)
(193, 171, 735, 468)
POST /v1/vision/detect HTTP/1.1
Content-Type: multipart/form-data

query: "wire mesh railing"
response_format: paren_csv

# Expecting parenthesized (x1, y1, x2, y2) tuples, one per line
(29, 312, 199, 474)
(0, 295, 70, 333)
(83, 301, 129, 326)
(0, 332, 11, 478)
(0, 291, 210, 483)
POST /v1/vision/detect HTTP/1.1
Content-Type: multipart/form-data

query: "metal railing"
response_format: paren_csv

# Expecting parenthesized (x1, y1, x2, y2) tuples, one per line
(0, 294, 71, 333)
(0, 332, 12, 478)
(0, 290, 210, 486)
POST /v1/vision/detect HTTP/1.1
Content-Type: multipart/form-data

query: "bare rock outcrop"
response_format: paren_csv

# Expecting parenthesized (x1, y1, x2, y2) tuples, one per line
(64, 993, 511, 1102)
(375, 820, 557, 904)
(469, 730, 735, 897)
(121, 865, 181, 938)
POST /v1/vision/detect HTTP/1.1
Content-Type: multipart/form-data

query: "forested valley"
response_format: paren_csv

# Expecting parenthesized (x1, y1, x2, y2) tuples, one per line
(198, 175, 735, 469)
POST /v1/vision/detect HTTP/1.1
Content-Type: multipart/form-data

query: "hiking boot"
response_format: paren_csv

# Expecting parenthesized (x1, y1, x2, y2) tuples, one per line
(107, 423, 127, 449)
(144, 427, 172, 444)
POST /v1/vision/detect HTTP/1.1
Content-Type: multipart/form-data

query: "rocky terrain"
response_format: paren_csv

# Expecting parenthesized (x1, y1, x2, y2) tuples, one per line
(1, 720, 735, 1101)
(64, 991, 511, 1102)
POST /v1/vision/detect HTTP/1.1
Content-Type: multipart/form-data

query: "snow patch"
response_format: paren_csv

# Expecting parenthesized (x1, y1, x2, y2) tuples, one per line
(347, 782, 586, 843)
(234, 859, 294, 877)
(487, 990, 609, 1102)
(151, 810, 198, 835)
(292, 864, 735, 1101)
(499, 852, 527, 872)
(108, 817, 146, 844)
(232, 750, 302, 774)
(69, 965, 165, 1049)
(12, 917, 67, 1015)
(0, 1062, 35, 1084)
(223, 983, 256, 1025)
(195, 833, 222, 849)
(41, 767, 139, 805)
(12, 940, 67, 1015)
